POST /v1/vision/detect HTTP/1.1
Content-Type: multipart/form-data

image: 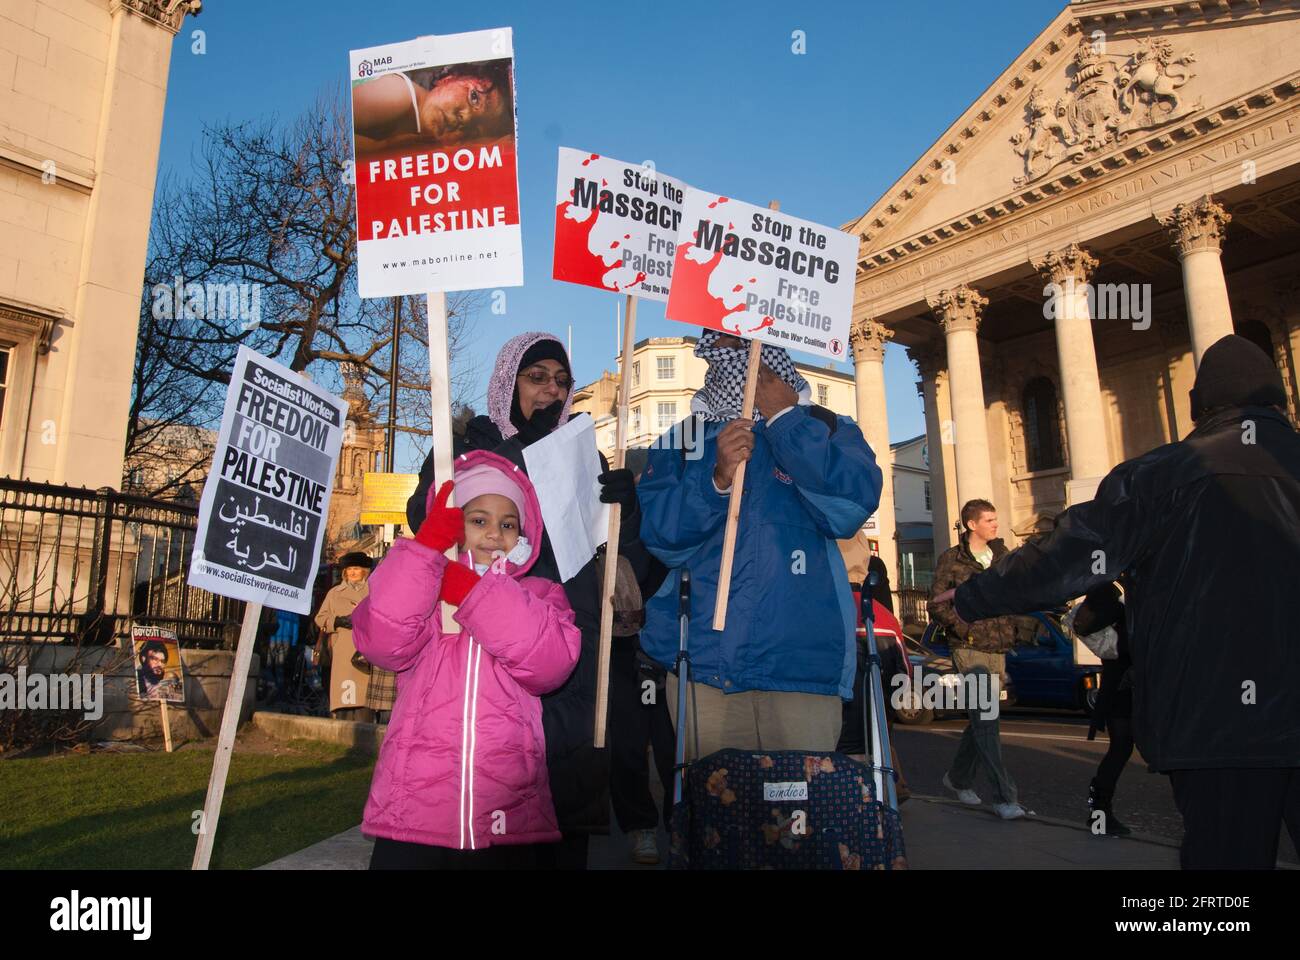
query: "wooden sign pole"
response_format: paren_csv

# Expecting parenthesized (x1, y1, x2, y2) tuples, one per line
(713, 200, 780, 631)
(191, 600, 262, 869)
(160, 699, 173, 753)
(594, 294, 637, 748)
(426, 292, 460, 633)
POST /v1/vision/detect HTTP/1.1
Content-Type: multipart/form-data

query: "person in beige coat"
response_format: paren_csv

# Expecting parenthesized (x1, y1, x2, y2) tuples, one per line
(314, 552, 373, 720)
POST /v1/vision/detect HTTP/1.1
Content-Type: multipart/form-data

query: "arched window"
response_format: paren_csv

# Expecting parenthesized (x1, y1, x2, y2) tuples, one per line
(1023, 377, 1064, 472)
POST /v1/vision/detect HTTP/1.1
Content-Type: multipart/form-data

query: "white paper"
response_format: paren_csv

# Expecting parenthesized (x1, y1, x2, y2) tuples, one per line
(523, 414, 610, 582)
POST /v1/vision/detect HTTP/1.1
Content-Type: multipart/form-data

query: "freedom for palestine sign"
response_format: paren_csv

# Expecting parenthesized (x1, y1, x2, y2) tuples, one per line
(188, 347, 347, 614)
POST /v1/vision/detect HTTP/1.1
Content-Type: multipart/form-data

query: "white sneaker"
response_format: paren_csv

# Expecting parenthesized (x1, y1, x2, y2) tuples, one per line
(629, 829, 660, 865)
(943, 772, 982, 806)
(993, 802, 1027, 820)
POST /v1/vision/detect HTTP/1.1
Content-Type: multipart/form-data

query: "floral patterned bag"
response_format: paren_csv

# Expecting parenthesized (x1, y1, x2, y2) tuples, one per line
(669, 748, 908, 870)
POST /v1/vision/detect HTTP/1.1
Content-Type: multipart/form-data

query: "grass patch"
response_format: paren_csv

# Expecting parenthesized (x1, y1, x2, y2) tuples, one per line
(0, 736, 374, 869)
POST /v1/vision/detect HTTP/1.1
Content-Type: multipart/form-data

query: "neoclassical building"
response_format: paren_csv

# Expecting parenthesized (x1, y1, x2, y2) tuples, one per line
(0, 0, 201, 488)
(847, 0, 1300, 564)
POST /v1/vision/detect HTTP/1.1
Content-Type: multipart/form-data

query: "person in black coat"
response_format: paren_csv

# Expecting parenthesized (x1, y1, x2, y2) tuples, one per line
(1074, 581, 1134, 836)
(406, 332, 665, 869)
(935, 334, 1300, 869)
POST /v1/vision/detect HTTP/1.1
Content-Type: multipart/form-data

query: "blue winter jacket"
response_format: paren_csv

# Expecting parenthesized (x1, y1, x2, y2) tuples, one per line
(638, 406, 882, 699)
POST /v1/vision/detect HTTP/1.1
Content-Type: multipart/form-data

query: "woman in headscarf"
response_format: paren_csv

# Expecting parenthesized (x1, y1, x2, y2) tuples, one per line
(406, 331, 666, 869)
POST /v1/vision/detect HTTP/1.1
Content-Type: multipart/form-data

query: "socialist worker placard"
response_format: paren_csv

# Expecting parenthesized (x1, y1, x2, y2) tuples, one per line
(350, 28, 522, 296)
(188, 347, 347, 615)
(664, 189, 858, 362)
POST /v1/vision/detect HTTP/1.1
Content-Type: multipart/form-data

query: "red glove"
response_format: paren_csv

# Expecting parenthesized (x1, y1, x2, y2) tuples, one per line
(415, 481, 465, 553)
(439, 561, 480, 607)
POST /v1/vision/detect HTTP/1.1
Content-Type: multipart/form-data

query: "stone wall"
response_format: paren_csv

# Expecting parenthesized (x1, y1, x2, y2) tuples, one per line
(6, 641, 259, 743)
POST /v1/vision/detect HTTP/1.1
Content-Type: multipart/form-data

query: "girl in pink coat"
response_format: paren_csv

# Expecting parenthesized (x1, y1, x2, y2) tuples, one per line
(353, 449, 581, 869)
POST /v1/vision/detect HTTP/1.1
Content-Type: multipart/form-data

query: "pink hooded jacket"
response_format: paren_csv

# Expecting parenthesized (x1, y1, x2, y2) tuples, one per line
(352, 450, 581, 849)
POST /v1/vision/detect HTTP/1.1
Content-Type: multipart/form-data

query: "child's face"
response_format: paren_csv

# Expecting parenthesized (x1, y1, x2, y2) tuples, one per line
(462, 493, 521, 565)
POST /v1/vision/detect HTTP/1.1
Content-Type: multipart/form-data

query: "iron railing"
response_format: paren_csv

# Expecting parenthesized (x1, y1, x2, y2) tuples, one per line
(0, 478, 244, 647)
(897, 587, 932, 627)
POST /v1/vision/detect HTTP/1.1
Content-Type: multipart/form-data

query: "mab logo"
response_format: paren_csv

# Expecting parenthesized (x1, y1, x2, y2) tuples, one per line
(357, 56, 393, 78)
(774, 467, 793, 485)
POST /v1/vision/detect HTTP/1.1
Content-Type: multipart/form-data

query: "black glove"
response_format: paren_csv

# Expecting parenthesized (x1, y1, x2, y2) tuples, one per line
(334, 615, 353, 631)
(514, 400, 564, 445)
(598, 468, 637, 510)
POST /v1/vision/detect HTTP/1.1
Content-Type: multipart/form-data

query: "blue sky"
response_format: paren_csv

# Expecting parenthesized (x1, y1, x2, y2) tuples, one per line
(156, 0, 1058, 471)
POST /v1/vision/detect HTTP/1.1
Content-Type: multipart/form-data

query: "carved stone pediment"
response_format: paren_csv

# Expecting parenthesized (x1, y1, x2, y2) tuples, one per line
(1012, 36, 1203, 184)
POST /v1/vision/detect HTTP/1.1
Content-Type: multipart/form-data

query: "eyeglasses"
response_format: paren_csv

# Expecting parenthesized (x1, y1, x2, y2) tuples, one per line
(518, 368, 572, 390)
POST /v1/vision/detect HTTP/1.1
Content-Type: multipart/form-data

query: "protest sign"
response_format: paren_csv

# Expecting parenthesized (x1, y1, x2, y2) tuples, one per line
(190, 348, 345, 869)
(552, 148, 688, 302)
(188, 347, 346, 617)
(130, 625, 184, 704)
(360, 472, 419, 526)
(131, 624, 183, 752)
(664, 189, 858, 363)
(350, 28, 522, 297)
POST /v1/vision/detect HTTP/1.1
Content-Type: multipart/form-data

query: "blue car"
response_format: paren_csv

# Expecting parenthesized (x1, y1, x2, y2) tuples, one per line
(919, 611, 1101, 715)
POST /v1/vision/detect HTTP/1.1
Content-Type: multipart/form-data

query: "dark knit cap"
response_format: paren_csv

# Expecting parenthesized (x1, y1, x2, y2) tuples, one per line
(517, 338, 570, 376)
(337, 551, 373, 570)
(1190, 334, 1287, 421)
(510, 338, 571, 433)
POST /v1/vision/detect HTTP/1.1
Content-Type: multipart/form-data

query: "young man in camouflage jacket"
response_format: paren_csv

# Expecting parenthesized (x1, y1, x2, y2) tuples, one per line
(928, 500, 1037, 819)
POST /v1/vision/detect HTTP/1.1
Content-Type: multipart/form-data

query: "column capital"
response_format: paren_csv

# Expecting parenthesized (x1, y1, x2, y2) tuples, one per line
(1032, 242, 1099, 285)
(927, 285, 988, 336)
(849, 318, 894, 363)
(110, 0, 202, 35)
(1158, 194, 1232, 256)
(906, 341, 946, 381)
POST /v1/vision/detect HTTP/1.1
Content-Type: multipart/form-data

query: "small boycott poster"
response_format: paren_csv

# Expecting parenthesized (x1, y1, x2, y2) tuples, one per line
(664, 189, 858, 362)
(131, 625, 184, 703)
(552, 148, 688, 301)
(188, 347, 347, 615)
(350, 27, 523, 297)
(360, 472, 419, 526)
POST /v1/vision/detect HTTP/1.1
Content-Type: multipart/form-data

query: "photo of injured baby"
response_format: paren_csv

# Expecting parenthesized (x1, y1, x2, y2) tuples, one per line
(351, 58, 515, 155)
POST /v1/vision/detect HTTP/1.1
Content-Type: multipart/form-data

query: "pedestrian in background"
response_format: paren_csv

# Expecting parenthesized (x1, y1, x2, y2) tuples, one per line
(929, 500, 1036, 820)
(1070, 581, 1134, 837)
(314, 552, 374, 722)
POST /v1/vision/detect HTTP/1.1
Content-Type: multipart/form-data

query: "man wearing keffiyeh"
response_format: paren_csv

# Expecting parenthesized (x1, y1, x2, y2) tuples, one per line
(637, 329, 884, 758)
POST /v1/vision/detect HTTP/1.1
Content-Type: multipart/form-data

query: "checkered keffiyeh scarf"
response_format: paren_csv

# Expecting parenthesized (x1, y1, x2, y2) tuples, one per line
(691, 330, 810, 423)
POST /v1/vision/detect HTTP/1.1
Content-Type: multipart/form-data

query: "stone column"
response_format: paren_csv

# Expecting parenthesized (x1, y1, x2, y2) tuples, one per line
(52, 1, 197, 487)
(1032, 243, 1111, 505)
(850, 317, 897, 590)
(1158, 195, 1235, 367)
(927, 286, 994, 509)
(909, 344, 953, 557)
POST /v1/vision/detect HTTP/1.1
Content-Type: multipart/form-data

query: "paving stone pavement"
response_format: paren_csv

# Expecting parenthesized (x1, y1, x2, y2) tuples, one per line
(258, 794, 1184, 870)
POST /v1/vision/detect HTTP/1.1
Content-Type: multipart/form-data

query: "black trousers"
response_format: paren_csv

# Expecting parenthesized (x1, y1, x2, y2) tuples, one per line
(608, 640, 675, 832)
(1169, 767, 1300, 869)
(1094, 711, 1134, 803)
(369, 837, 546, 870)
